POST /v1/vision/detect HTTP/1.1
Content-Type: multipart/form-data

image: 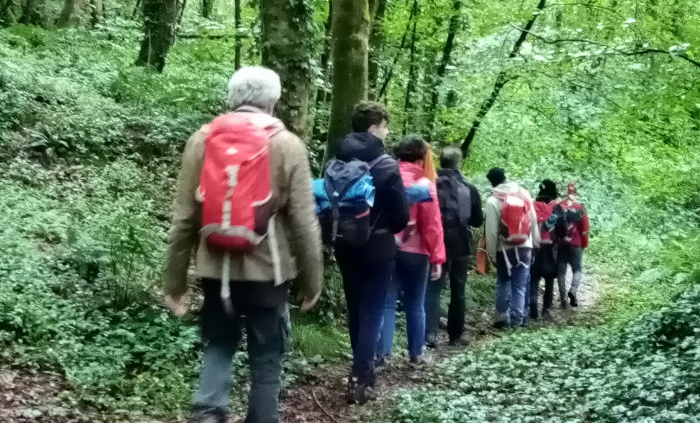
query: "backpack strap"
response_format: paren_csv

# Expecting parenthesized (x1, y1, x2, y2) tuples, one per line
(368, 153, 392, 169)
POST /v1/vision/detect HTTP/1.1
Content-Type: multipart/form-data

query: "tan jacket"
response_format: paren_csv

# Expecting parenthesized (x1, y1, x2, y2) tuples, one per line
(163, 110, 323, 300)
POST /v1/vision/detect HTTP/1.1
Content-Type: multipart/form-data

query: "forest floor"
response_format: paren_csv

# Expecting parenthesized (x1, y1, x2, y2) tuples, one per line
(0, 270, 600, 423)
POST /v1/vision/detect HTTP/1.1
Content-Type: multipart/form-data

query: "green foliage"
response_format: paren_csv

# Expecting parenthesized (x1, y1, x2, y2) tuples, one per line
(393, 273, 700, 423)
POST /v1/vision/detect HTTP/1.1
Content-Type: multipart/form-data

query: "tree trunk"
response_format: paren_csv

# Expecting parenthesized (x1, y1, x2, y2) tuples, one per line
(402, 7, 419, 135)
(234, 0, 241, 69)
(377, 0, 417, 100)
(19, 0, 47, 26)
(324, 0, 371, 160)
(131, 0, 141, 19)
(460, 0, 547, 156)
(1, 0, 18, 25)
(89, 0, 103, 27)
(177, 0, 186, 26)
(135, 0, 179, 72)
(57, 0, 83, 27)
(202, 0, 213, 18)
(368, 0, 386, 98)
(427, 0, 462, 135)
(260, 0, 314, 140)
(310, 0, 333, 139)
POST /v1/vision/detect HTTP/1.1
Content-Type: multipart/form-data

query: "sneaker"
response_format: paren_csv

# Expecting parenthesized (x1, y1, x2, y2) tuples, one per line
(347, 377, 377, 405)
(425, 332, 437, 349)
(568, 292, 578, 307)
(409, 353, 433, 369)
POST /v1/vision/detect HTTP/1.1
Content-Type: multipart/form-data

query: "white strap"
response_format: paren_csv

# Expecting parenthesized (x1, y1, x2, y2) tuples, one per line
(268, 217, 284, 286)
(220, 251, 234, 315)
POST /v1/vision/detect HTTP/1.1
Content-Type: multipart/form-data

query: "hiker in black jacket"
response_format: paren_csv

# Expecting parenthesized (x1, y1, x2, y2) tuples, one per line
(334, 101, 410, 404)
(425, 147, 484, 347)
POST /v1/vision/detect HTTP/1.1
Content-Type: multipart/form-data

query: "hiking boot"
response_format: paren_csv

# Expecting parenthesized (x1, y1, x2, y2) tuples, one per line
(568, 292, 578, 307)
(448, 335, 471, 347)
(189, 415, 225, 423)
(493, 320, 508, 330)
(542, 308, 553, 319)
(529, 309, 539, 320)
(347, 376, 377, 405)
(560, 299, 569, 310)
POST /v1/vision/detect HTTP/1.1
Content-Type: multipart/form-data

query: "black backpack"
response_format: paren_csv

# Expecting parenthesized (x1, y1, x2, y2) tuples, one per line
(319, 154, 390, 248)
(437, 172, 473, 254)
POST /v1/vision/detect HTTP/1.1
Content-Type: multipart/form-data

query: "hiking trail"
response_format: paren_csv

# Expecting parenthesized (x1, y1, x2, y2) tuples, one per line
(0, 270, 600, 423)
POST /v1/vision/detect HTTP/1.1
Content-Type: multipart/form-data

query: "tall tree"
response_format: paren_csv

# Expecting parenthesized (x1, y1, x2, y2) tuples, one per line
(234, 0, 241, 69)
(325, 0, 371, 159)
(135, 0, 179, 72)
(402, 4, 419, 135)
(56, 0, 83, 27)
(460, 0, 547, 156)
(427, 0, 462, 135)
(377, 0, 418, 100)
(311, 0, 333, 139)
(202, 0, 214, 18)
(260, 0, 314, 140)
(368, 0, 386, 98)
(19, 0, 47, 26)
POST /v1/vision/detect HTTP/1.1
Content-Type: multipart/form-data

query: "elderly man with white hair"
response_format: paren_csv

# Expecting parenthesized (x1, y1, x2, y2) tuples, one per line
(162, 66, 323, 423)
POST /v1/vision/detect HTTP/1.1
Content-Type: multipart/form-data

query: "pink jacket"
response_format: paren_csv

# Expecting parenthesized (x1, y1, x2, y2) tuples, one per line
(396, 161, 446, 264)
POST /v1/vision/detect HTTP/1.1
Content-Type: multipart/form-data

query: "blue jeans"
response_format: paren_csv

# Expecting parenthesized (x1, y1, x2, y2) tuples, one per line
(191, 286, 290, 423)
(495, 248, 532, 328)
(377, 252, 429, 359)
(336, 249, 394, 386)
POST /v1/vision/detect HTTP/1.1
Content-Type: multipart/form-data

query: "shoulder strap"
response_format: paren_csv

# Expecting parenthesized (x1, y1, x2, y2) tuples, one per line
(368, 153, 392, 169)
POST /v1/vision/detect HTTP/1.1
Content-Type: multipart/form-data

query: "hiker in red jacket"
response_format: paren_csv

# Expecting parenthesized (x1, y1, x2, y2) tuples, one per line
(530, 180, 559, 319)
(377, 135, 445, 366)
(556, 183, 590, 308)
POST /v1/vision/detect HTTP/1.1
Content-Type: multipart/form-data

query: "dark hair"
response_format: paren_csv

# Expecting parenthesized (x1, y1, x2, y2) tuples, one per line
(351, 101, 389, 132)
(439, 147, 463, 169)
(537, 179, 558, 202)
(486, 167, 506, 187)
(394, 135, 428, 163)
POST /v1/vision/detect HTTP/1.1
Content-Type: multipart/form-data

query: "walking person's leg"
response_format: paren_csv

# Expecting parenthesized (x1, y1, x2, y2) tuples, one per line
(424, 260, 447, 348)
(494, 252, 510, 328)
(447, 256, 469, 344)
(556, 245, 570, 309)
(245, 305, 289, 423)
(529, 261, 541, 320)
(568, 247, 583, 306)
(377, 268, 401, 359)
(337, 252, 362, 354)
(352, 259, 394, 394)
(192, 283, 244, 422)
(509, 248, 532, 328)
(543, 276, 554, 316)
(398, 253, 430, 360)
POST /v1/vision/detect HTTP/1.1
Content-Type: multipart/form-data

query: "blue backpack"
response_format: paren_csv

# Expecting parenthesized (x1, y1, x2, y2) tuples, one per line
(314, 155, 390, 247)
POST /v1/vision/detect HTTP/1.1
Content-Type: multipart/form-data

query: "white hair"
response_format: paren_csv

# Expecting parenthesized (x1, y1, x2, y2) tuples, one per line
(226, 66, 282, 111)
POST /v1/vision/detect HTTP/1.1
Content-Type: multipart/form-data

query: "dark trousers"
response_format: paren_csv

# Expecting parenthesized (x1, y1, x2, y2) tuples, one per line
(336, 250, 395, 386)
(193, 281, 290, 423)
(425, 255, 470, 343)
(530, 245, 557, 316)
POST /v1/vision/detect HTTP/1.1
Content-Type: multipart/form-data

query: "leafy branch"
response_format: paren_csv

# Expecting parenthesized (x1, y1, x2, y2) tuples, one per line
(510, 24, 700, 69)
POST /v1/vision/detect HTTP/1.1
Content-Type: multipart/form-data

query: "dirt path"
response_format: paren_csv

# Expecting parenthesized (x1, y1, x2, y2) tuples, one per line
(273, 269, 601, 423)
(0, 271, 600, 423)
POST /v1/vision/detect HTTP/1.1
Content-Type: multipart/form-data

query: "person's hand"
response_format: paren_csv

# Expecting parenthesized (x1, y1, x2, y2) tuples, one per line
(165, 293, 189, 317)
(430, 264, 442, 281)
(300, 290, 322, 312)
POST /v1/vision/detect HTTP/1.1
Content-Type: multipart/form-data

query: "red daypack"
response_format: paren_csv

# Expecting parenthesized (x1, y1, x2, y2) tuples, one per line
(495, 192, 531, 245)
(197, 112, 283, 252)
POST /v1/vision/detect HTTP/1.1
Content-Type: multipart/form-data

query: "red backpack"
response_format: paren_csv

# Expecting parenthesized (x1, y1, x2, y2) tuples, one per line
(494, 192, 531, 245)
(197, 112, 284, 308)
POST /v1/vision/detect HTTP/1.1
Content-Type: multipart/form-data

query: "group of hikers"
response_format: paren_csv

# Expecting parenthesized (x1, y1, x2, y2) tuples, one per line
(161, 66, 590, 423)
